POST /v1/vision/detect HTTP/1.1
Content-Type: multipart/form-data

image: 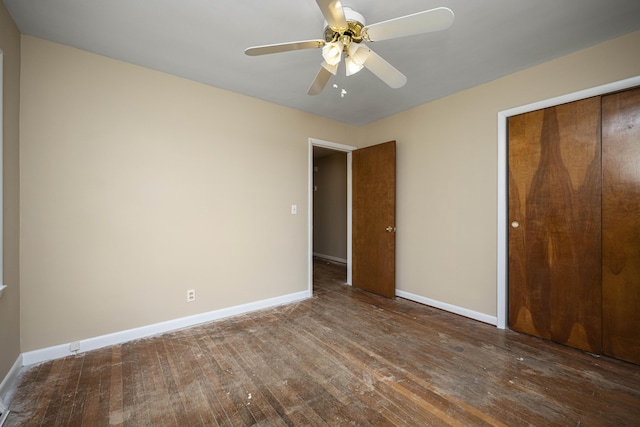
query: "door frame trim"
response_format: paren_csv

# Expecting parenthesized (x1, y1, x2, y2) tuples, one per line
(496, 75, 640, 329)
(308, 138, 357, 295)
(0, 50, 4, 300)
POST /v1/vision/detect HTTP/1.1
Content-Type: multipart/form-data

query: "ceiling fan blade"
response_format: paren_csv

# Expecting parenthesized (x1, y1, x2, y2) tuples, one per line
(308, 66, 333, 95)
(363, 7, 454, 42)
(363, 48, 407, 89)
(244, 40, 325, 56)
(315, 0, 347, 30)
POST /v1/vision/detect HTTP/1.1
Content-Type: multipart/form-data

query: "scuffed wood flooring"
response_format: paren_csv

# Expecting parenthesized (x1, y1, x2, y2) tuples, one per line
(6, 258, 640, 426)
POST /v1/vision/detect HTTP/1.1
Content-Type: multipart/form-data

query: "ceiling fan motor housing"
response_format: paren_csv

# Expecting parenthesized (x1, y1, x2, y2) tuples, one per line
(323, 7, 366, 44)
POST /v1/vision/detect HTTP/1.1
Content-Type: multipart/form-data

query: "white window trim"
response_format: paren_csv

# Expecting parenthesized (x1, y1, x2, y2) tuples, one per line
(0, 50, 7, 425)
(0, 49, 5, 300)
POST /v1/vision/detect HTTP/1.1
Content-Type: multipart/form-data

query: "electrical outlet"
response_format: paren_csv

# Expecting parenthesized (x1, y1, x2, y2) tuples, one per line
(69, 341, 80, 353)
(187, 289, 196, 302)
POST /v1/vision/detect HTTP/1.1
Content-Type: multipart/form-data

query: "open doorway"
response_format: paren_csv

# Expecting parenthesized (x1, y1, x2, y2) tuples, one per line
(313, 147, 348, 291)
(308, 138, 356, 295)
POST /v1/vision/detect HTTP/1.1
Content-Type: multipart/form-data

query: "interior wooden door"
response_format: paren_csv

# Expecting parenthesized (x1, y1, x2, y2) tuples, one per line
(602, 87, 640, 365)
(508, 97, 602, 353)
(352, 141, 396, 298)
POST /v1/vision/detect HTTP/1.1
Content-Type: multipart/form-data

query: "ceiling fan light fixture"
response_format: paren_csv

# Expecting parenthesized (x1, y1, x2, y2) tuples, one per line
(322, 41, 343, 65)
(244, 3, 454, 95)
(345, 43, 370, 76)
(345, 56, 364, 76)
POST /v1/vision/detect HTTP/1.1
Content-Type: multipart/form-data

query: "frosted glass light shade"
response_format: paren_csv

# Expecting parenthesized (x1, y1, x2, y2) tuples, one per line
(322, 41, 343, 66)
(345, 43, 371, 76)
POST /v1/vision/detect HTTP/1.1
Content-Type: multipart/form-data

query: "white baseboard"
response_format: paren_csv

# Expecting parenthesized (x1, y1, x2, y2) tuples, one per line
(0, 354, 23, 406)
(22, 289, 311, 367)
(313, 253, 347, 264)
(396, 290, 498, 326)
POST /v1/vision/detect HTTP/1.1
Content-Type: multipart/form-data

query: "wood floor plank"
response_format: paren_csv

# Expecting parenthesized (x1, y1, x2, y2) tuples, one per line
(121, 339, 153, 426)
(66, 350, 94, 426)
(166, 333, 223, 426)
(6, 258, 640, 426)
(285, 312, 495, 426)
(190, 332, 245, 426)
(181, 329, 228, 426)
(79, 347, 112, 425)
(41, 355, 83, 426)
(196, 330, 262, 425)
(283, 327, 447, 425)
(107, 346, 124, 426)
(301, 301, 520, 424)
(155, 337, 195, 425)
(140, 337, 176, 427)
(239, 314, 328, 424)
(262, 318, 385, 424)
(4, 361, 50, 423)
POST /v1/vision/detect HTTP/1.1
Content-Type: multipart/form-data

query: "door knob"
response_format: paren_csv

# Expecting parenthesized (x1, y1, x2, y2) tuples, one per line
(511, 221, 520, 229)
(386, 226, 396, 233)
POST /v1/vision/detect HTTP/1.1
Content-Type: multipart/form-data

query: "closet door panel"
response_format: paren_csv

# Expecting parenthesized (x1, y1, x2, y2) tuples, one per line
(602, 87, 640, 365)
(508, 110, 550, 340)
(508, 97, 602, 353)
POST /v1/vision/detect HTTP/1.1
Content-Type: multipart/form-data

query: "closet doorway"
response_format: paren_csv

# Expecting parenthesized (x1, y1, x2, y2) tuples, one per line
(507, 86, 640, 364)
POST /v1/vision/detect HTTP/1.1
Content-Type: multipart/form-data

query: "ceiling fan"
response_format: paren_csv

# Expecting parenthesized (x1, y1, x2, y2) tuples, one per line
(244, 0, 454, 95)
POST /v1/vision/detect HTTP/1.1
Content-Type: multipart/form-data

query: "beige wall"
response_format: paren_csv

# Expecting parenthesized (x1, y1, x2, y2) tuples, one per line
(0, 2, 21, 383)
(19, 36, 358, 351)
(359, 29, 640, 317)
(15, 28, 640, 354)
(313, 152, 347, 260)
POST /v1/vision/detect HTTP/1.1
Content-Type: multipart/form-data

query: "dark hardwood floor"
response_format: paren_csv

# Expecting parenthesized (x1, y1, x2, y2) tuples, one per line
(6, 258, 640, 426)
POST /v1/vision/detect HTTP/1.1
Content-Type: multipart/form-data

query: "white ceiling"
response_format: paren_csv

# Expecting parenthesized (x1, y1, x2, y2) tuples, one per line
(5, 0, 640, 126)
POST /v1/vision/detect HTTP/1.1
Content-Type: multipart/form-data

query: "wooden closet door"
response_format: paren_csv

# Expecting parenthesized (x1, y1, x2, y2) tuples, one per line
(602, 87, 640, 365)
(508, 97, 602, 353)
